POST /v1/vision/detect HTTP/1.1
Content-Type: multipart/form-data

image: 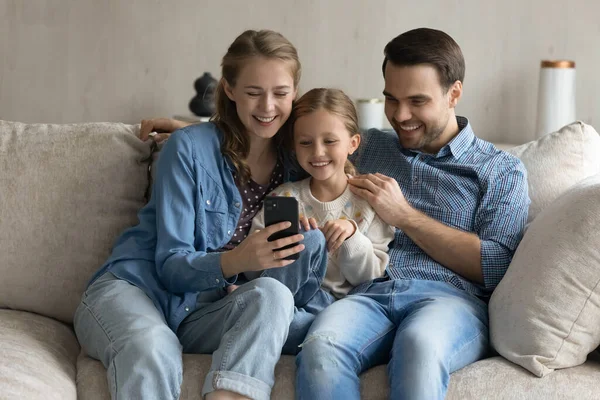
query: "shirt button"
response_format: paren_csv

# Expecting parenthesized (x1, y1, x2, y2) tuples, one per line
(184, 306, 190, 312)
(413, 176, 418, 183)
(216, 278, 220, 283)
(234, 202, 241, 208)
(227, 230, 231, 235)
(206, 200, 211, 205)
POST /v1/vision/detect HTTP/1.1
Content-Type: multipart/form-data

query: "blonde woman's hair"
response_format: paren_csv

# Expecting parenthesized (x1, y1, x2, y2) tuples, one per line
(290, 88, 360, 176)
(212, 30, 301, 184)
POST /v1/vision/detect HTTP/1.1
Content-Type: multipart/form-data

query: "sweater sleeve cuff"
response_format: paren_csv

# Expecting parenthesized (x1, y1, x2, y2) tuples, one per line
(338, 228, 369, 260)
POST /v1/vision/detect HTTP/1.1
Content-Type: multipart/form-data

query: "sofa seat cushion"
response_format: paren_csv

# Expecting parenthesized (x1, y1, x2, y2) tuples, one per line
(0, 120, 151, 324)
(447, 354, 600, 399)
(77, 353, 388, 400)
(76, 352, 600, 399)
(0, 309, 79, 400)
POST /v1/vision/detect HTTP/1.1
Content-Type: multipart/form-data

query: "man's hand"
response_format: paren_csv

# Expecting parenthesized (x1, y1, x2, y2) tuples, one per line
(348, 173, 411, 228)
(220, 222, 305, 277)
(349, 174, 484, 284)
(139, 118, 192, 142)
(321, 219, 355, 252)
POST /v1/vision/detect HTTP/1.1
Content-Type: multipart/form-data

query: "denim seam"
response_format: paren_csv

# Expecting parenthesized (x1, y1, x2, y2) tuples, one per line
(309, 251, 322, 274)
(213, 372, 220, 393)
(81, 300, 121, 397)
(355, 324, 396, 375)
(110, 358, 118, 398)
(80, 300, 119, 359)
(389, 280, 396, 314)
(447, 331, 484, 370)
(352, 291, 396, 374)
(172, 370, 182, 400)
(352, 282, 398, 374)
(310, 266, 324, 287)
(218, 291, 246, 372)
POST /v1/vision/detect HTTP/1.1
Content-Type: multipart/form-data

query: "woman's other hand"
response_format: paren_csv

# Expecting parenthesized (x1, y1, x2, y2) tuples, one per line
(139, 118, 192, 142)
(220, 222, 305, 277)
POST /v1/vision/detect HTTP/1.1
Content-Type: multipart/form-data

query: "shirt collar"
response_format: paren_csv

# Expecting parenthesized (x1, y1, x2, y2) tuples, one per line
(443, 116, 474, 159)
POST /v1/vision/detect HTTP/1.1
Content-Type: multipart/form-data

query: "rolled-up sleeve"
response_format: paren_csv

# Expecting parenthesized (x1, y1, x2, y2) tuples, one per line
(476, 156, 530, 289)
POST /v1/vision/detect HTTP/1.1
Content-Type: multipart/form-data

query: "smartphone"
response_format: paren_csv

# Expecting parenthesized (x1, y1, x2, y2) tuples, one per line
(264, 196, 300, 260)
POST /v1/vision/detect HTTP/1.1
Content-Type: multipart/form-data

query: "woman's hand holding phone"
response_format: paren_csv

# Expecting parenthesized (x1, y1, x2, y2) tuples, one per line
(220, 222, 305, 277)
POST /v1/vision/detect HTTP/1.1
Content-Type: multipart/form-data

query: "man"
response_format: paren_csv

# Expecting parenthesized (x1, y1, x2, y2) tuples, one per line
(294, 28, 529, 400)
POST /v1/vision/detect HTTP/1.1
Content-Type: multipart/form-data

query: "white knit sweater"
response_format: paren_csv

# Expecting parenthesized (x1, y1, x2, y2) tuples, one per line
(251, 178, 396, 298)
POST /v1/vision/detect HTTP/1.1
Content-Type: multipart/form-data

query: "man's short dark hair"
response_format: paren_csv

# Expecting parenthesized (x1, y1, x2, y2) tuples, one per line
(382, 28, 465, 91)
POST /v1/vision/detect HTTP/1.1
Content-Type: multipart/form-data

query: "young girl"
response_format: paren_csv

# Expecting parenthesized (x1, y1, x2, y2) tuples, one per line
(249, 88, 396, 351)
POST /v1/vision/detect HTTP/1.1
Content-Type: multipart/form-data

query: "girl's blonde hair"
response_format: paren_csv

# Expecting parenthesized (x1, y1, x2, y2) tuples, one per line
(290, 88, 360, 176)
(212, 30, 301, 183)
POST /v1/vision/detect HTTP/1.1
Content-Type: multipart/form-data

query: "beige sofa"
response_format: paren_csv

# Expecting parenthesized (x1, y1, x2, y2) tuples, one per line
(1, 119, 600, 400)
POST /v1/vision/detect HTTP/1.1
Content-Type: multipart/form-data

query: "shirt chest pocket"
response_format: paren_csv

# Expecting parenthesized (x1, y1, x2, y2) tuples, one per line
(198, 185, 229, 242)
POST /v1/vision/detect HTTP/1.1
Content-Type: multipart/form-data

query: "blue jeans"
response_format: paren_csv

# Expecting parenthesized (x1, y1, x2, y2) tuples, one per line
(258, 229, 334, 355)
(295, 278, 489, 400)
(73, 229, 328, 400)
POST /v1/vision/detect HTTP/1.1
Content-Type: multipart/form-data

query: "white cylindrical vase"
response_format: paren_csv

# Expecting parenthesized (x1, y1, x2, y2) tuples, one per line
(535, 60, 576, 138)
(356, 98, 384, 130)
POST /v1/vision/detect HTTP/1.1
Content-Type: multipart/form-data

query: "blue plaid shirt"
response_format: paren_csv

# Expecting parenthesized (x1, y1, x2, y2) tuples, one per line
(354, 117, 530, 297)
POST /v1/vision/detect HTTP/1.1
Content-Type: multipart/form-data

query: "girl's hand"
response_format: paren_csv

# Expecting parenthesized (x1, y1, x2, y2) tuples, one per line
(320, 219, 356, 252)
(221, 222, 305, 277)
(299, 216, 319, 231)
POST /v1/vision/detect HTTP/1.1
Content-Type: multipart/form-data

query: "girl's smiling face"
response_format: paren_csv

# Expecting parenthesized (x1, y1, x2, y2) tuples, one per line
(293, 109, 360, 185)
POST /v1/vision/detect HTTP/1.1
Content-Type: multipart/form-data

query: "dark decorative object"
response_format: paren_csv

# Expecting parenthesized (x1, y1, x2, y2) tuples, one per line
(189, 72, 217, 117)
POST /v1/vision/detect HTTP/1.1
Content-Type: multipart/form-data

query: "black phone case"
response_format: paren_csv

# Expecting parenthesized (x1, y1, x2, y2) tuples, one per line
(264, 196, 300, 260)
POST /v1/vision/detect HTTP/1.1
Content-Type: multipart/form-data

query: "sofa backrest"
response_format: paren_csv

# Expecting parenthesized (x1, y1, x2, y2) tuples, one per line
(0, 119, 598, 326)
(0, 120, 151, 324)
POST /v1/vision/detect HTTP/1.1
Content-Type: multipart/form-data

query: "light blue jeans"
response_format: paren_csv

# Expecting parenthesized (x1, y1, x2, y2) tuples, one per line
(295, 278, 489, 400)
(256, 228, 334, 355)
(74, 229, 328, 400)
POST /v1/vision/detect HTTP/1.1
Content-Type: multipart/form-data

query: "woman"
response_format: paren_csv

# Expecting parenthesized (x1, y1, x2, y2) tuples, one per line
(74, 30, 327, 400)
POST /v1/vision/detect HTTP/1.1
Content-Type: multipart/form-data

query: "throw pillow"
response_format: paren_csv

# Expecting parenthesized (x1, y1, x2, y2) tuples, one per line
(505, 121, 600, 224)
(489, 173, 600, 377)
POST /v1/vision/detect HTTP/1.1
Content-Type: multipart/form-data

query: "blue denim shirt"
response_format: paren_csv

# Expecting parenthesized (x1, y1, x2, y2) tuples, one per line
(88, 122, 300, 332)
(354, 117, 530, 297)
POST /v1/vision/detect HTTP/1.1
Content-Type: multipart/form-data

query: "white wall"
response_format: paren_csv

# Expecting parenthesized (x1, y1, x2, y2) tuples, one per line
(1, 0, 598, 144)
